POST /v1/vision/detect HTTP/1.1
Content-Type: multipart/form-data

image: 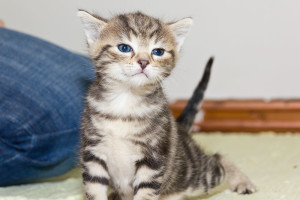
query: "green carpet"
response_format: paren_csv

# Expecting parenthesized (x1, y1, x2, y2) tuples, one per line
(1, 133, 299, 200)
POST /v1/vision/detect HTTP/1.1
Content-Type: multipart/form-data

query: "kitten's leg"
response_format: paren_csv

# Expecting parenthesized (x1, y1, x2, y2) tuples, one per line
(81, 151, 110, 200)
(133, 158, 163, 200)
(198, 154, 256, 195)
(219, 155, 257, 194)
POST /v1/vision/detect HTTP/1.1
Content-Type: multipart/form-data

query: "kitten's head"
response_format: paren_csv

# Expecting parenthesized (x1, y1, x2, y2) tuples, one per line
(78, 10, 192, 88)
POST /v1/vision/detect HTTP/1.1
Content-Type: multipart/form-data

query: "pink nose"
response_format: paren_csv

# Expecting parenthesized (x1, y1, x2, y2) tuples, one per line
(137, 59, 150, 70)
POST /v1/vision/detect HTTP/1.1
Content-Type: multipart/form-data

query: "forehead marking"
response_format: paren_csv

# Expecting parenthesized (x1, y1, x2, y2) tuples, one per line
(118, 15, 138, 38)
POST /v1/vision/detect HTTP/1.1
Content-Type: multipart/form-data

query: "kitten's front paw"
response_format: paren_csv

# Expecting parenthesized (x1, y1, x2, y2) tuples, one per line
(233, 181, 257, 194)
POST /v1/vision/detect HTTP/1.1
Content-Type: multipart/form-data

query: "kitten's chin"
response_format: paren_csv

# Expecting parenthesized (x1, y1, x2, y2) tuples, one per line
(123, 73, 161, 88)
(108, 71, 161, 88)
(128, 73, 151, 86)
(132, 72, 149, 79)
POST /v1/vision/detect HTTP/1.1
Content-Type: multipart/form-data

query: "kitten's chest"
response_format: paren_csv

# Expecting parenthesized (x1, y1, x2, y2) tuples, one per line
(101, 131, 143, 198)
(105, 133, 141, 190)
(91, 118, 144, 194)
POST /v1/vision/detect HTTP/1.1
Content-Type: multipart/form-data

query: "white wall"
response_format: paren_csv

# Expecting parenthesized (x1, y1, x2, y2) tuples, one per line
(1, 0, 300, 100)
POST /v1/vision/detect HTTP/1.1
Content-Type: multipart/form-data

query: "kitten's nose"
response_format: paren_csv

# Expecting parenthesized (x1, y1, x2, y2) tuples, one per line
(137, 59, 150, 70)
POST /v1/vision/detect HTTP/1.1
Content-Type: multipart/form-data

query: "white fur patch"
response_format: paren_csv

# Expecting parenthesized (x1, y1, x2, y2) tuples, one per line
(160, 187, 205, 200)
(85, 161, 109, 178)
(84, 182, 108, 200)
(88, 93, 161, 118)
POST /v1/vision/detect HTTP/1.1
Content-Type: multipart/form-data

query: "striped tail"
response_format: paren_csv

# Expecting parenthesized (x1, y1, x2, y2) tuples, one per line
(176, 57, 214, 133)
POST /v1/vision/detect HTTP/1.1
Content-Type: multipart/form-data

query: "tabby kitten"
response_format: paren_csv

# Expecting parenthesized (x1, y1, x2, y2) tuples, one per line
(78, 10, 256, 200)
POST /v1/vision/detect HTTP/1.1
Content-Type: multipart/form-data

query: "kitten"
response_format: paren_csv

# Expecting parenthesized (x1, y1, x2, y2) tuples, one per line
(78, 10, 256, 200)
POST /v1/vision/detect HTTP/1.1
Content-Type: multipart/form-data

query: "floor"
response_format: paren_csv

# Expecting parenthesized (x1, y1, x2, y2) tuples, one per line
(0, 132, 299, 200)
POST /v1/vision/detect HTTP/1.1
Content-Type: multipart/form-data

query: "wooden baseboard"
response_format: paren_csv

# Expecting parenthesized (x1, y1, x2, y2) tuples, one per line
(169, 99, 300, 133)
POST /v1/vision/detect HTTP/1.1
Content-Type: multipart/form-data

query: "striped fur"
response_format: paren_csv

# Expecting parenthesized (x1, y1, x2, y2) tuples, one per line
(78, 10, 256, 200)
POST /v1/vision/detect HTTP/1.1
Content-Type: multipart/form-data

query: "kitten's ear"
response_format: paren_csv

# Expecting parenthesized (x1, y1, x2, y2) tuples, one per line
(168, 18, 193, 51)
(78, 10, 107, 46)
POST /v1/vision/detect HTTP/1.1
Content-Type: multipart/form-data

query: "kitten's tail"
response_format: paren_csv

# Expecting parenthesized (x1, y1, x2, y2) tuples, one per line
(176, 57, 214, 133)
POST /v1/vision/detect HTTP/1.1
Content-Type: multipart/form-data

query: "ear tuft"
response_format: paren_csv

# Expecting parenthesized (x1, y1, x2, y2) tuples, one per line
(168, 17, 193, 51)
(78, 10, 107, 46)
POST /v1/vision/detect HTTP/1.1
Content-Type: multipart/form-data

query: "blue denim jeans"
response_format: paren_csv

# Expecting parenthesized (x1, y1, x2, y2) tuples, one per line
(0, 28, 94, 186)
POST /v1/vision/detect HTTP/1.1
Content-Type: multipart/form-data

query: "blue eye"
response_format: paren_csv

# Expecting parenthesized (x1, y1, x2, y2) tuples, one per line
(118, 44, 132, 53)
(152, 48, 164, 56)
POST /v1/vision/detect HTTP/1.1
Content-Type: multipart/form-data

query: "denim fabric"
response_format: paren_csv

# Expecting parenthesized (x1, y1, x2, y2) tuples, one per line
(0, 28, 94, 186)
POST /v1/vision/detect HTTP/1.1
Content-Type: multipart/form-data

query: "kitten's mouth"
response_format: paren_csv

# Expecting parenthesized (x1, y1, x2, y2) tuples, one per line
(131, 72, 149, 78)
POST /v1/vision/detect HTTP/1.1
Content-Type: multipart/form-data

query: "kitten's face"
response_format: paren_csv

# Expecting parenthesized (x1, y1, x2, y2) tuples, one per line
(78, 11, 192, 88)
